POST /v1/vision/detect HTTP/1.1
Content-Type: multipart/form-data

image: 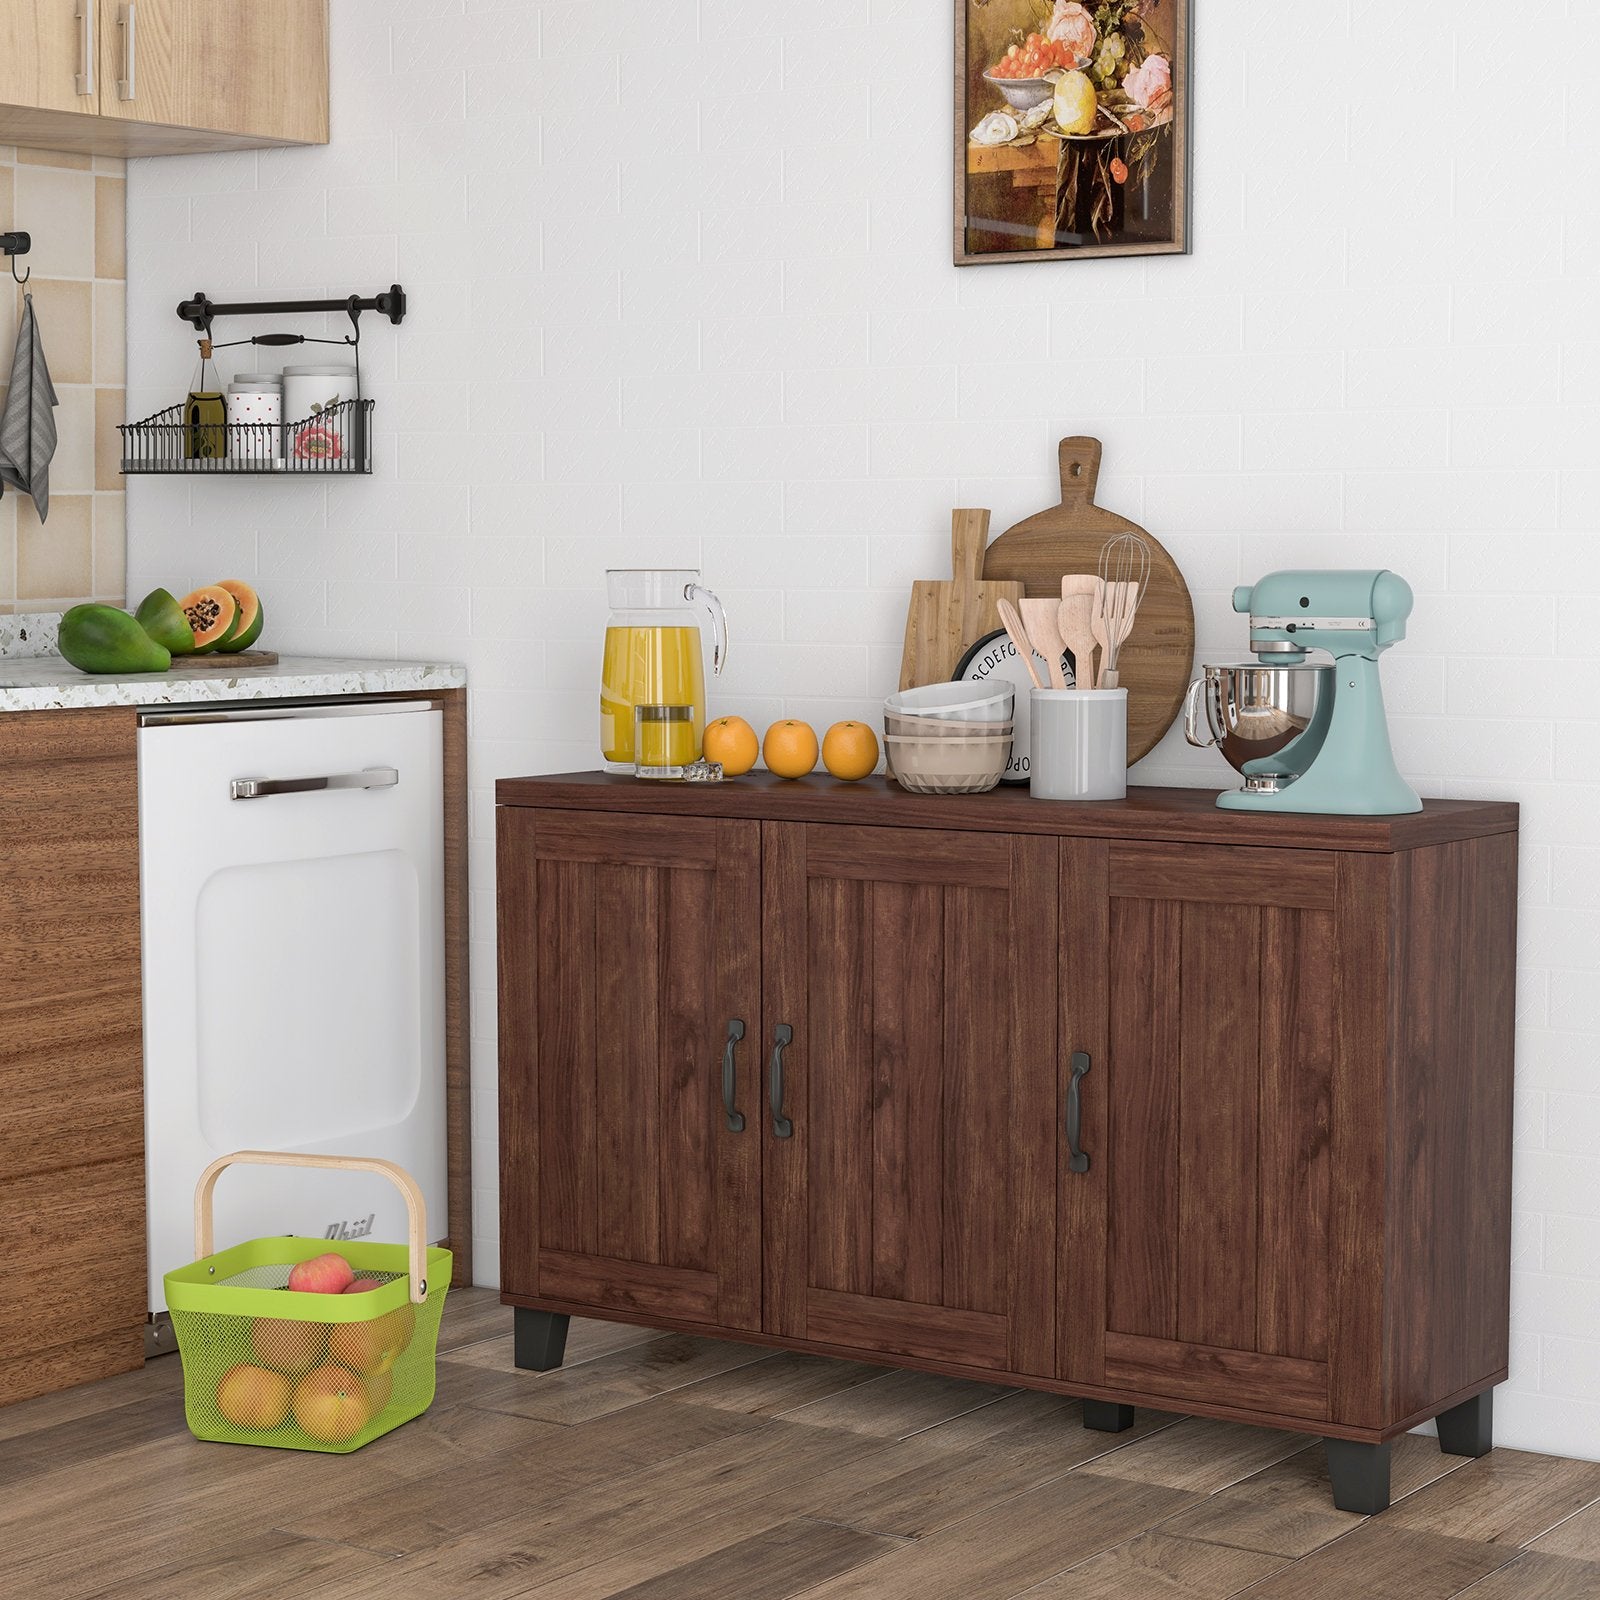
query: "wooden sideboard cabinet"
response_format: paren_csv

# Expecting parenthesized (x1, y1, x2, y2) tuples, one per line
(496, 774, 1519, 1513)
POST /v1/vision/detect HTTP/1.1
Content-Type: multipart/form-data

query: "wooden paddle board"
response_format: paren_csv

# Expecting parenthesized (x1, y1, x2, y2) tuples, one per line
(981, 438, 1195, 764)
(899, 509, 1024, 691)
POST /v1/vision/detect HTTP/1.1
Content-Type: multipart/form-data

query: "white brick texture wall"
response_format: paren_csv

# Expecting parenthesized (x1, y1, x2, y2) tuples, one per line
(124, 0, 1600, 1458)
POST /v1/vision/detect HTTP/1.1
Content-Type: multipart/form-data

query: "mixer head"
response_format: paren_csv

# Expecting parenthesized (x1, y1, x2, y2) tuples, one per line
(1231, 570, 1413, 664)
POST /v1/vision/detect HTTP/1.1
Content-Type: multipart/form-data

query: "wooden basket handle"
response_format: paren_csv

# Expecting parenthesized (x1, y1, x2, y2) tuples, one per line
(195, 1151, 430, 1304)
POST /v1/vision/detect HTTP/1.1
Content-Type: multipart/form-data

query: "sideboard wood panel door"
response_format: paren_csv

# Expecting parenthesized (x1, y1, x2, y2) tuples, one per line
(1061, 838, 1344, 1421)
(497, 808, 762, 1332)
(763, 823, 1058, 1376)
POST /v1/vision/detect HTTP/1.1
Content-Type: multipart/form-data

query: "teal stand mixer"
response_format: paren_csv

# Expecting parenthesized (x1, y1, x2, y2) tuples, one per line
(1184, 570, 1422, 815)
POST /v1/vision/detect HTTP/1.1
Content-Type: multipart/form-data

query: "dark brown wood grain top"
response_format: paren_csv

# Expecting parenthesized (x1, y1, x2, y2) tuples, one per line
(494, 771, 1519, 853)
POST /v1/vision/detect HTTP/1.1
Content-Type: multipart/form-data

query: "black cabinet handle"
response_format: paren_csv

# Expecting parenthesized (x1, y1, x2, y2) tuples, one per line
(1066, 1051, 1091, 1174)
(722, 1020, 746, 1133)
(769, 1024, 794, 1139)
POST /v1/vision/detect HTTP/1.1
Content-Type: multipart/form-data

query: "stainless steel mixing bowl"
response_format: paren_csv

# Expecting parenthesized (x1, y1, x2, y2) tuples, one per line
(1184, 662, 1334, 792)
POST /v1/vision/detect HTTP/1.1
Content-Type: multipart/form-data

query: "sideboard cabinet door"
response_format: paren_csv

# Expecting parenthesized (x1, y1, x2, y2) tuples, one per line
(1059, 839, 1378, 1426)
(497, 809, 762, 1332)
(763, 823, 1058, 1376)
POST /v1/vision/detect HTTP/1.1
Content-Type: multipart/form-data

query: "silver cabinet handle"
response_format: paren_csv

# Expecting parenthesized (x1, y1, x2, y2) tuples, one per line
(117, 2, 136, 100)
(230, 766, 399, 801)
(76, 0, 96, 96)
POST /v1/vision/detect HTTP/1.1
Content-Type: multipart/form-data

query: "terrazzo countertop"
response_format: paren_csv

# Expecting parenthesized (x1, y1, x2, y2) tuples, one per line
(0, 617, 465, 712)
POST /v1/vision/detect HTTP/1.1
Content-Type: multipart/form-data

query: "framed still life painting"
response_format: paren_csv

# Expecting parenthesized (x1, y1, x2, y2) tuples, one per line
(955, 0, 1191, 264)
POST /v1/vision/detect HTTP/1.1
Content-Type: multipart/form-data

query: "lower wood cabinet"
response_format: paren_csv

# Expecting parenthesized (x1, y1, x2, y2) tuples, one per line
(497, 775, 1519, 1513)
(0, 708, 146, 1405)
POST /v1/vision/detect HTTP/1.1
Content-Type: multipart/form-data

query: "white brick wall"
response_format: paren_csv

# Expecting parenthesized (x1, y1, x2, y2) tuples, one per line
(125, 0, 1600, 1458)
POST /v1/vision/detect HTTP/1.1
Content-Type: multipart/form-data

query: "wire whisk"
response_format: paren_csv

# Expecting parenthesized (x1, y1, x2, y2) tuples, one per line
(1096, 533, 1151, 689)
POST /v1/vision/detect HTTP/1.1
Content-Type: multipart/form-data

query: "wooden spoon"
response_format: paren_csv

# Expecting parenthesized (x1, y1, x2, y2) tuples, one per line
(1059, 578, 1101, 691)
(1020, 598, 1069, 690)
(997, 599, 1044, 691)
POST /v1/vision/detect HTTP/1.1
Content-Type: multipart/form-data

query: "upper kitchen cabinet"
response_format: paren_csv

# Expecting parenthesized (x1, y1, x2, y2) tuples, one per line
(0, 1, 95, 116)
(0, 0, 328, 157)
(94, 0, 328, 147)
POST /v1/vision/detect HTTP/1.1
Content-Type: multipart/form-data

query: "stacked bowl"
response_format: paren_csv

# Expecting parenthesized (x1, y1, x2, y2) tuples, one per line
(882, 683, 1015, 795)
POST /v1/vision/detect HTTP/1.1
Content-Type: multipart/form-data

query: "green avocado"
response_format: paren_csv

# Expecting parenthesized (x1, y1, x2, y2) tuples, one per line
(58, 604, 172, 675)
(133, 588, 198, 655)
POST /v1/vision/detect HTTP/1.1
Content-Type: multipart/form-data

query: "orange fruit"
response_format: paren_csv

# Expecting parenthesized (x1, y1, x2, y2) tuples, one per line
(329, 1303, 416, 1377)
(291, 1363, 372, 1445)
(763, 720, 819, 779)
(216, 1364, 292, 1431)
(703, 715, 759, 776)
(251, 1316, 329, 1375)
(822, 722, 880, 781)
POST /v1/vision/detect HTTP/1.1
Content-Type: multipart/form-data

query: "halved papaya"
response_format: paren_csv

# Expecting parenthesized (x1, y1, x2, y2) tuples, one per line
(215, 579, 264, 653)
(180, 585, 240, 653)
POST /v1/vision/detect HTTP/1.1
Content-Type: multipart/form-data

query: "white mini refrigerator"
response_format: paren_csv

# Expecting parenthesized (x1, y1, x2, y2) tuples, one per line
(139, 699, 447, 1313)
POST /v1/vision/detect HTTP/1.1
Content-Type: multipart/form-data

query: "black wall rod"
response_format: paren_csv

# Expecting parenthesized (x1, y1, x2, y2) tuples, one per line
(177, 284, 407, 331)
(0, 231, 30, 255)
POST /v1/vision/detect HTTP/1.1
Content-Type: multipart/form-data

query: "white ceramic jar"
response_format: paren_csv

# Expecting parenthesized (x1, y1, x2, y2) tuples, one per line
(281, 363, 358, 467)
(226, 378, 283, 465)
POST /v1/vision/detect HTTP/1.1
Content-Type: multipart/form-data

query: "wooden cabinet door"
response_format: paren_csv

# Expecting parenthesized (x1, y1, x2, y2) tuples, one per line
(96, 0, 328, 143)
(1060, 840, 1381, 1425)
(0, 1, 94, 115)
(498, 808, 763, 1332)
(764, 823, 1058, 1375)
(0, 708, 145, 1405)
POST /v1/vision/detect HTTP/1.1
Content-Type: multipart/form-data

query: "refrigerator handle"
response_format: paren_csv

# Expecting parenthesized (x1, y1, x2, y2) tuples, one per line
(230, 766, 399, 801)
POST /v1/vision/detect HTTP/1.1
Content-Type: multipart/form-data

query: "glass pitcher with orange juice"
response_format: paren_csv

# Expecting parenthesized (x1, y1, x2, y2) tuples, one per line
(600, 570, 728, 772)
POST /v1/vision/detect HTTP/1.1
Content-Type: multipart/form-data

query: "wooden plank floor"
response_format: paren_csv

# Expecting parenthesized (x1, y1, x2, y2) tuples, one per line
(6, 1289, 1600, 1600)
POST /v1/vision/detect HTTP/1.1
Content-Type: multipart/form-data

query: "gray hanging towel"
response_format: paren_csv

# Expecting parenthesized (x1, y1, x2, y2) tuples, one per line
(0, 292, 59, 522)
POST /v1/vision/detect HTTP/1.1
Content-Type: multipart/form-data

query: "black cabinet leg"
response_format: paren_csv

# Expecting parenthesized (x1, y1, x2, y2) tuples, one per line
(1325, 1438, 1392, 1515)
(1082, 1400, 1136, 1433)
(513, 1308, 570, 1372)
(1436, 1389, 1493, 1458)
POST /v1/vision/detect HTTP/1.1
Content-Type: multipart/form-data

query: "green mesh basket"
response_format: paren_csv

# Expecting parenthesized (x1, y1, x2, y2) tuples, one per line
(165, 1152, 451, 1453)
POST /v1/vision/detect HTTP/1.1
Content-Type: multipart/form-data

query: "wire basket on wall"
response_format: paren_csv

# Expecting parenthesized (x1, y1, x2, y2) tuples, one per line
(120, 399, 375, 475)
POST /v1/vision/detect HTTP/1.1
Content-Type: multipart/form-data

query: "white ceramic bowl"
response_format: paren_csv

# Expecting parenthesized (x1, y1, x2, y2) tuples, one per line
(884, 682, 1016, 724)
(884, 732, 1012, 795)
(884, 709, 1014, 741)
(982, 72, 1055, 111)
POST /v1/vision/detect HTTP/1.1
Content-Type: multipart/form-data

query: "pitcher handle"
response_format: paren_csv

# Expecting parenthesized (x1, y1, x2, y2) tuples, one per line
(688, 582, 728, 676)
(1183, 676, 1214, 748)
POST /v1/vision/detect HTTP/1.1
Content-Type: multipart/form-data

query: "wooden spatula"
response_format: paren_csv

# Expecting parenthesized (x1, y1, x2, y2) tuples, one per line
(899, 509, 1024, 691)
(1020, 598, 1070, 690)
(1059, 576, 1101, 690)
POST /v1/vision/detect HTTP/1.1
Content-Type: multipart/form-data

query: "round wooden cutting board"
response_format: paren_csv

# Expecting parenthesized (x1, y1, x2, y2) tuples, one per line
(981, 437, 1196, 765)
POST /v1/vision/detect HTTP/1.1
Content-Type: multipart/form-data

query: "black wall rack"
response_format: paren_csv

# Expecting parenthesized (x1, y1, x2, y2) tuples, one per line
(177, 284, 408, 332)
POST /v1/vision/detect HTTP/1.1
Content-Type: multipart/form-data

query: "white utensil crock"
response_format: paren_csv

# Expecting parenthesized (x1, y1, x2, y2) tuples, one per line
(1029, 689, 1128, 801)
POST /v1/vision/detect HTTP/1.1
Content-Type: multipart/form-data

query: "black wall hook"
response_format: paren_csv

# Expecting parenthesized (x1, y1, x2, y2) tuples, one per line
(1, 231, 30, 285)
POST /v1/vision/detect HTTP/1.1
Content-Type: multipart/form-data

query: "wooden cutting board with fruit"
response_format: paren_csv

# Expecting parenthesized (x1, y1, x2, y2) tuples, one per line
(899, 509, 1025, 692)
(981, 437, 1194, 764)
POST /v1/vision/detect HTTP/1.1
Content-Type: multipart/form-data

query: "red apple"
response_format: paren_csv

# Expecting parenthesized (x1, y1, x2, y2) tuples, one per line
(343, 1277, 385, 1294)
(291, 1363, 371, 1444)
(286, 1252, 355, 1294)
(216, 1364, 291, 1431)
